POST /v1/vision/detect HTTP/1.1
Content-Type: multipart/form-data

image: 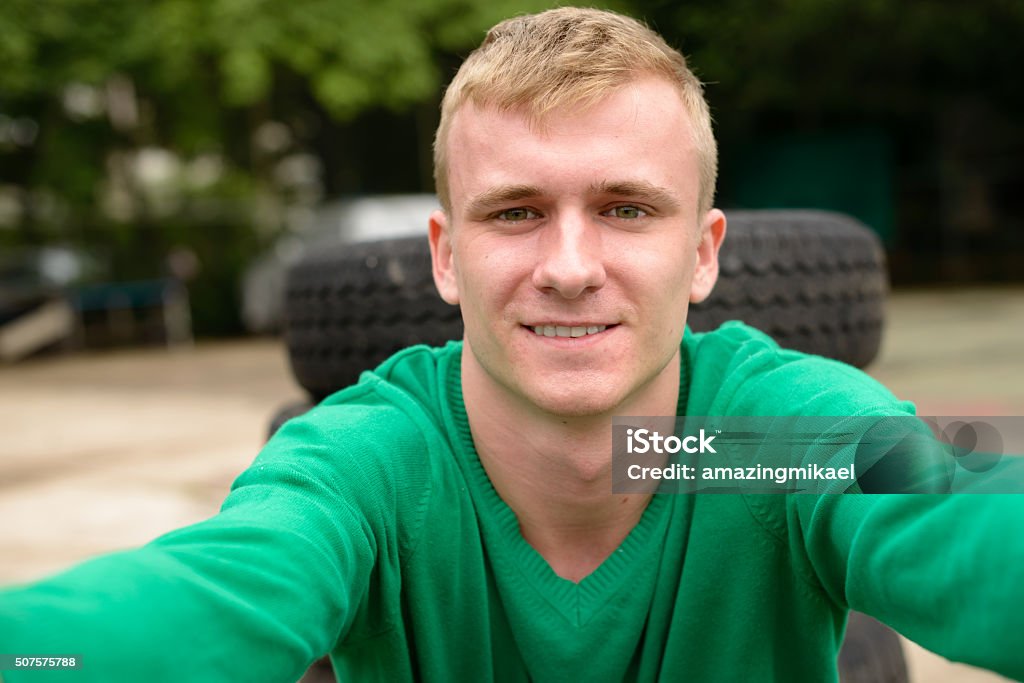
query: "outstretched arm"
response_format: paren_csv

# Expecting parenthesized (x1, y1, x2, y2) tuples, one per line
(0, 409, 399, 683)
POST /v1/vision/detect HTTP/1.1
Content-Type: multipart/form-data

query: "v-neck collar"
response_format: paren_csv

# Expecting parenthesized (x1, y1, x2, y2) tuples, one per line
(438, 336, 691, 626)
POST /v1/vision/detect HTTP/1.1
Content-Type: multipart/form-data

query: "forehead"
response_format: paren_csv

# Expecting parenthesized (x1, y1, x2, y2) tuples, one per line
(444, 77, 700, 211)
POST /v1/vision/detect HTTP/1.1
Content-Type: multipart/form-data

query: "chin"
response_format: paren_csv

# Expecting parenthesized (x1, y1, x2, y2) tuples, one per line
(524, 382, 627, 419)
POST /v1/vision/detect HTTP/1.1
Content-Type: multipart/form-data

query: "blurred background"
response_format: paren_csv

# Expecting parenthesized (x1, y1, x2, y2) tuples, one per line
(1, 1, 1022, 681)
(2, 0, 1022, 347)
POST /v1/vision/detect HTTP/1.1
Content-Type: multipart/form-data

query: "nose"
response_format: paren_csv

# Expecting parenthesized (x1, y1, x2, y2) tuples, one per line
(531, 211, 607, 299)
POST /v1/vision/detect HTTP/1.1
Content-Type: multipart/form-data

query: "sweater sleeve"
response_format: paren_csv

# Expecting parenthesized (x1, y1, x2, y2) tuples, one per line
(798, 491, 1024, 679)
(720, 339, 1024, 680)
(0, 394, 424, 683)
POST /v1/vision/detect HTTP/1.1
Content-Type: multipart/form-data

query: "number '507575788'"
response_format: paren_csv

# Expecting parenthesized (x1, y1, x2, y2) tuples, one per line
(0, 655, 79, 670)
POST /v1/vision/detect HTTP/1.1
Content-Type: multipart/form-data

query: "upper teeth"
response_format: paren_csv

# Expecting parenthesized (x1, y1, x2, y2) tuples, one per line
(532, 325, 607, 338)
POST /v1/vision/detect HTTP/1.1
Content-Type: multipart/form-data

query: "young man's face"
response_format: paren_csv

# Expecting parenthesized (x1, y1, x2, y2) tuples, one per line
(430, 76, 725, 418)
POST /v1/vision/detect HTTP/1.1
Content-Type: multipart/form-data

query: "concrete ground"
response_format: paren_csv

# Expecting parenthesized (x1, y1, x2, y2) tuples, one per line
(1, 287, 1021, 681)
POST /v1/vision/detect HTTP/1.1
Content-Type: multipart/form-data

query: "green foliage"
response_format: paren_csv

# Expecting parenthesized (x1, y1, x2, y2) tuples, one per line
(641, 0, 1024, 126)
(0, 0, 574, 334)
(1, 0, 591, 117)
(0, 0, 147, 96)
(2, 0, 1022, 333)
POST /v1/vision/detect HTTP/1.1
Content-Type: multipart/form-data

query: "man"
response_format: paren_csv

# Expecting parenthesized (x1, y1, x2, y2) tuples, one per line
(1, 8, 1022, 682)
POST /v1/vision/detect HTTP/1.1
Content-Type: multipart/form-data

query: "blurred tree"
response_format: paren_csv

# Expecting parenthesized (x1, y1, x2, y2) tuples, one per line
(0, 0, 1021, 336)
(0, 0, 565, 333)
(634, 0, 1024, 279)
(634, 0, 1024, 130)
(0, 0, 563, 224)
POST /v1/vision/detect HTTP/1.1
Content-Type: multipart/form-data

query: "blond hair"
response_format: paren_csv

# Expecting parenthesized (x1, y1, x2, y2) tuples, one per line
(433, 7, 718, 215)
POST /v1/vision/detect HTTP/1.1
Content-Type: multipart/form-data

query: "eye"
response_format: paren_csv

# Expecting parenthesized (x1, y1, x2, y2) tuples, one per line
(604, 205, 647, 219)
(496, 207, 538, 222)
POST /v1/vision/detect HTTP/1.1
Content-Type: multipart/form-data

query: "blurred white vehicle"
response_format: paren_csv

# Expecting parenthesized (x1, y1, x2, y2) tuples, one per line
(242, 194, 440, 333)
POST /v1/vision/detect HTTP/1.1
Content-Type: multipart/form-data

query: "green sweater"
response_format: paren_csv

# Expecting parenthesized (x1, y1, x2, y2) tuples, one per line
(2, 323, 1023, 682)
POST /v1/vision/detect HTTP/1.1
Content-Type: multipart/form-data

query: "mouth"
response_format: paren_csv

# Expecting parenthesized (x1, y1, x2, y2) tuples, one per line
(524, 324, 618, 339)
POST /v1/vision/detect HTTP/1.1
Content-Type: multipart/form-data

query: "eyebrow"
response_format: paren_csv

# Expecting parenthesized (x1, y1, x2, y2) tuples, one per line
(463, 179, 682, 216)
(465, 184, 544, 217)
(590, 180, 682, 211)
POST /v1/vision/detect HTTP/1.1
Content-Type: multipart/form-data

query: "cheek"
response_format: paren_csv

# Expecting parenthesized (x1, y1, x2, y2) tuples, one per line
(616, 241, 695, 346)
(454, 242, 521, 328)
(613, 236, 694, 293)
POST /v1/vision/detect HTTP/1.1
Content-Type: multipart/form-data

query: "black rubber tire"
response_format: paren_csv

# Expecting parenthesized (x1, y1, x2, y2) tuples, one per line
(284, 209, 886, 400)
(691, 210, 887, 370)
(284, 236, 463, 400)
(838, 611, 908, 683)
(297, 657, 335, 683)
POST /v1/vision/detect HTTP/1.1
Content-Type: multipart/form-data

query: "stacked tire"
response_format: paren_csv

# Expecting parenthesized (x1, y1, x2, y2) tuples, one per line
(283, 210, 887, 401)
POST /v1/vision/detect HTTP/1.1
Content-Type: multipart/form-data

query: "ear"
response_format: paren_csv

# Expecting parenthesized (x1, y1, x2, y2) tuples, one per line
(428, 209, 460, 305)
(689, 208, 727, 304)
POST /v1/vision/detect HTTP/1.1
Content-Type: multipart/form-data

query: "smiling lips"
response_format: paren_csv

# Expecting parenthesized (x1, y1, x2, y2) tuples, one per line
(529, 324, 611, 338)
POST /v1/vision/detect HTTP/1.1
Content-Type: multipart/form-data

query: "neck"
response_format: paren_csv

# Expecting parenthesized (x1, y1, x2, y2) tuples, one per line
(461, 344, 680, 582)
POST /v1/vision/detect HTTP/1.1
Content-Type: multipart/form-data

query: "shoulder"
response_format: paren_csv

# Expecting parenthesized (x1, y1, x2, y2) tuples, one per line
(240, 343, 464, 546)
(684, 321, 913, 418)
(297, 340, 462, 451)
(682, 323, 920, 586)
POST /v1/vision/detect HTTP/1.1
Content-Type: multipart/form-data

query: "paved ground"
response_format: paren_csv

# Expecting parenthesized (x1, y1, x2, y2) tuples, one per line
(1, 287, 1021, 681)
